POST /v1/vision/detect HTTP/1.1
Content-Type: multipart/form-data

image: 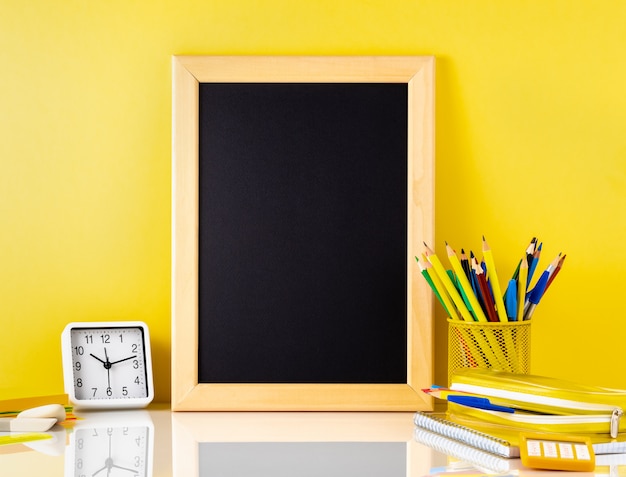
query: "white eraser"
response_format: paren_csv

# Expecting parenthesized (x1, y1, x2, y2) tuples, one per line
(0, 417, 58, 432)
(17, 404, 66, 423)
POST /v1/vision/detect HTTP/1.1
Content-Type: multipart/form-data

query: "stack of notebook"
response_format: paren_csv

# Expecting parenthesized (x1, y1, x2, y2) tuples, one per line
(415, 369, 626, 474)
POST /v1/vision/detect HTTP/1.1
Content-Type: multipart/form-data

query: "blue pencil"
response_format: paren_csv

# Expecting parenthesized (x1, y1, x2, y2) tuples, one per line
(504, 279, 518, 321)
(526, 242, 542, 287)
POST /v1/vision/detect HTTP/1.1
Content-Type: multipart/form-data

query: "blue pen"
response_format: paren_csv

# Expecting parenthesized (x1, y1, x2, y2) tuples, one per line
(523, 269, 550, 320)
(447, 395, 515, 413)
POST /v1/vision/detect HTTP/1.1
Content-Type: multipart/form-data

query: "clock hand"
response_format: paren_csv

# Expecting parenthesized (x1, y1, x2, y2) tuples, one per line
(103, 348, 113, 391)
(89, 349, 113, 395)
(91, 464, 108, 477)
(90, 353, 107, 365)
(109, 355, 138, 366)
(90, 349, 113, 369)
(111, 464, 140, 473)
(91, 433, 137, 475)
(105, 430, 113, 477)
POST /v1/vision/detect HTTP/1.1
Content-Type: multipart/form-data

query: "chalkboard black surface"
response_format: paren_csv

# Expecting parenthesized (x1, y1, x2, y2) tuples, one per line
(198, 82, 408, 384)
(172, 56, 434, 410)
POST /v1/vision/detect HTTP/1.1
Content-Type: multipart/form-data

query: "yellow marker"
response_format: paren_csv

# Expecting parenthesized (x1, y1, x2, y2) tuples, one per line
(482, 237, 508, 322)
(446, 243, 488, 322)
(0, 433, 52, 446)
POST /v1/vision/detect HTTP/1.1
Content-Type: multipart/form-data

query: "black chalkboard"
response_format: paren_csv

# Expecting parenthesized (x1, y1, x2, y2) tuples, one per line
(197, 83, 408, 384)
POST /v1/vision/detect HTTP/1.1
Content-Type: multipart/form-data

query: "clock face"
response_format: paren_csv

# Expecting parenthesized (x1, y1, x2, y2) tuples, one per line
(71, 425, 151, 477)
(64, 324, 153, 407)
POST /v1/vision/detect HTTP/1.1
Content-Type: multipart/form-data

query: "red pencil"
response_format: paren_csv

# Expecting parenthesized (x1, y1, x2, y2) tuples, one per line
(472, 256, 499, 322)
(544, 253, 566, 292)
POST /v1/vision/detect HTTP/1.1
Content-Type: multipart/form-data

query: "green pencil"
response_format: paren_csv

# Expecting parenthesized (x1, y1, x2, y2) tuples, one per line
(416, 256, 453, 318)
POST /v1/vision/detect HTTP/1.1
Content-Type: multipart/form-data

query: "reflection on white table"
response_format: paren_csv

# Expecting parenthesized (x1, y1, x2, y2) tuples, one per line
(65, 410, 154, 477)
(8, 407, 618, 477)
(172, 411, 431, 477)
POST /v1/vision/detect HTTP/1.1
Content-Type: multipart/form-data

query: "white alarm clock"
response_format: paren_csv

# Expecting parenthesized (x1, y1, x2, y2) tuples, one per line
(61, 321, 154, 409)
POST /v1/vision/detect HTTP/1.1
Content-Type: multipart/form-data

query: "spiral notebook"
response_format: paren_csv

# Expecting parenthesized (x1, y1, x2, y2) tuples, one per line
(414, 412, 519, 458)
(414, 427, 521, 474)
(414, 412, 626, 458)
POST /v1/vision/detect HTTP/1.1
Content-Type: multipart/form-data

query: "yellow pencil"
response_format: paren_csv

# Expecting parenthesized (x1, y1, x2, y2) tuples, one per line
(517, 255, 528, 321)
(425, 242, 509, 370)
(421, 253, 461, 320)
(446, 243, 488, 322)
(423, 242, 475, 322)
(482, 236, 508, 322)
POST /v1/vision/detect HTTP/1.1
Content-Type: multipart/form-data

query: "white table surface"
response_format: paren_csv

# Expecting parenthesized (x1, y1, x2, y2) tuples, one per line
(0, 404, 608, 477)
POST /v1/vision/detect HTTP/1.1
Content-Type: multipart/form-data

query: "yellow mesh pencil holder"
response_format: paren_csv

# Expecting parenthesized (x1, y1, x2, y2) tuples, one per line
(447, 318, 531, 385)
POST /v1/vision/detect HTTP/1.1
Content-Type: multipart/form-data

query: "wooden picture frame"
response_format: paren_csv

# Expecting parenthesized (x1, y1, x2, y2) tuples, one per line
(171, 56, 434, 411)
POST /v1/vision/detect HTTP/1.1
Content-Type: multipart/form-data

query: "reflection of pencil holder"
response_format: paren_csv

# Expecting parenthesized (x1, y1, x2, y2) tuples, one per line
(447, 318, 531, 384)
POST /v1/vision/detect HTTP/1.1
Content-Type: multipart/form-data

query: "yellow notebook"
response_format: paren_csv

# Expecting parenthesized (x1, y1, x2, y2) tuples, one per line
(451, 369, 626, 413)
(0, 394, 69, 415)
(447, 369, 626, 439)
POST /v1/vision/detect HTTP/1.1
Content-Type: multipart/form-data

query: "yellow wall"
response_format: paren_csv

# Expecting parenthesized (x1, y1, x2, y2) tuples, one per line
(2, 0, 626, 403)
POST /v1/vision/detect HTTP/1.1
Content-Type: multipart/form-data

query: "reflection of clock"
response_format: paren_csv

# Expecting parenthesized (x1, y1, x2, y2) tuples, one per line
(65, 411, 153, 477)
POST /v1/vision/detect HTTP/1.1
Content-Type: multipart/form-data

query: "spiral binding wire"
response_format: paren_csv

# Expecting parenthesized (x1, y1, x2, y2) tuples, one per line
(413, 412, 515, 458)
(414, 427, 513, 475)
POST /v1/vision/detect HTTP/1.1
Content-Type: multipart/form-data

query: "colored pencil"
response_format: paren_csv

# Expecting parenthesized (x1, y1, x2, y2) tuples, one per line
(460, 248, 472, 281)
(525, 237, 537, 267)
(544, 253, 566, 293)
(446, 243, 488, 322)
(527, 241, 542, 287)
(523, 253, 560, 320)
(415, 237, 565, 325)
(471, 256, 498, 323)
(482, 236, 508, 322)
(416, 255, 459, 320)
(510, 258, 522, 281)
(517, 256, 528, 322)
(416, 256, 449, 316)
(423, 242, 475, 322)
(504, 279, 518, 321)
